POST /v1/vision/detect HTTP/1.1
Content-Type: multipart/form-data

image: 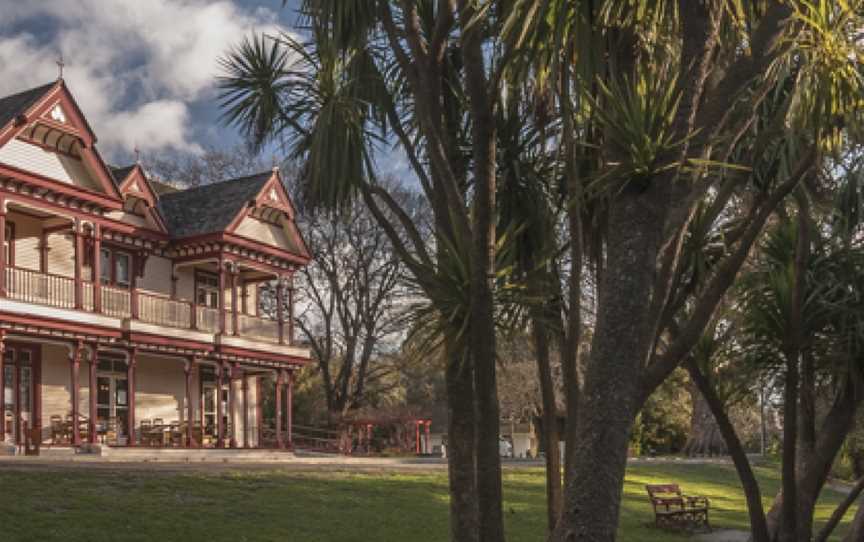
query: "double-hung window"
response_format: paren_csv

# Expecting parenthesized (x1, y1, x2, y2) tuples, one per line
(100, 248, 132, 288)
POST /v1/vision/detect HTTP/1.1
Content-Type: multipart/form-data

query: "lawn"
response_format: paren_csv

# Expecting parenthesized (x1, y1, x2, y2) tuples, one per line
(0, 461, 854, 541)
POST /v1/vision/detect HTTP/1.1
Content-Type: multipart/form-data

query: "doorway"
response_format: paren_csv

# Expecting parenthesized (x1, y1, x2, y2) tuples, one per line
(2, 343, 41, 445)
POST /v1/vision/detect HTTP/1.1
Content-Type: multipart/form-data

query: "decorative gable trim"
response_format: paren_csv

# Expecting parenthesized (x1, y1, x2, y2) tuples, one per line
(0, 81, 122, 202)
(225, 168, 310, 259)
(115, 164, 169, 233)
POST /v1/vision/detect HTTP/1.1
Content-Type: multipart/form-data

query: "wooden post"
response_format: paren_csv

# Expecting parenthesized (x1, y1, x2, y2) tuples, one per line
(185, 359, 196, 448)
(228, 363, 237, 448)
(218, 258, 227, 335)
(70, 342, 82, 445)
(216, 364, 224, 448)
(276, 277, 285, 345)
(88, 347, 97, 444)
(0, 198, 7, 298)
(127, 350, 136, 446)
(73, 222, 83, 310)
(231, 266, 239, 336)
(287, 371, 293, 449)
(241, 371, 249, 448)
(415, 421, 421, 454)
(275, 372, 284, 449)
(287, 278, 295, 345)
(92, 224, 101, 313)
(0, 330, 5, 441)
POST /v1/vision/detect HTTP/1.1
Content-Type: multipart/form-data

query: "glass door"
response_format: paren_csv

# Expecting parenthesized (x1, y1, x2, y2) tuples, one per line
(2, 345, 38, 444)
(96, 358, 128, 445)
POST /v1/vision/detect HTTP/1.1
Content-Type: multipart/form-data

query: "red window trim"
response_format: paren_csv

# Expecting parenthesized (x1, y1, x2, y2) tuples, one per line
(194, 270, 220, 309)
(100, 245, 133, 290)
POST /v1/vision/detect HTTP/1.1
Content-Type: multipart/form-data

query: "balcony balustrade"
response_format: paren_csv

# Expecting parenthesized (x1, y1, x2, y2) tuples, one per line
(1, 267, 287, 345)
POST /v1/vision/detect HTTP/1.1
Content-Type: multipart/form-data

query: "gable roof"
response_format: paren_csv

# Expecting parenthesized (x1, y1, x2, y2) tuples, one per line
(0, 82, 56, 132)
(109, 165, 136, 186)
(158, 171, 272, 238)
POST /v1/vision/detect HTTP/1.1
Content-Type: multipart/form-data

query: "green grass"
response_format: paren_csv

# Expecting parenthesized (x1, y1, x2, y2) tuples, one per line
(0, 461, 855, 541)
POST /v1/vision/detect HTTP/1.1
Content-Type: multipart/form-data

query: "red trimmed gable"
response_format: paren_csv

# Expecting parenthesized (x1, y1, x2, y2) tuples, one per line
(113, 164, 169, 233)
(226, 168, 310, 260)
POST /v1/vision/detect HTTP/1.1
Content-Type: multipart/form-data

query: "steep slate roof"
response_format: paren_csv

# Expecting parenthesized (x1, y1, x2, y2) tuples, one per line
(0, 82, 55, 130)
(157, 171, 271, 238)
(108, 164, 136, 185)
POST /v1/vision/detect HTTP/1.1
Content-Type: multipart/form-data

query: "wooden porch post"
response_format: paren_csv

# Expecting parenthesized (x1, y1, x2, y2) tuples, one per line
(216, 364, 225, 448)
(231, 266, 239, 336)
(88, 346, 97, 444)
(70, 341, 82, 445)
(92, 224, 102, 313)
(0, 330, 5, 441)
(287, 276, 295, 345)
(276, 277, 285, 345)
(73, 221, 83, 310)
(127, 349, 136, 446)
(275, 371, 284, 449)
(218, 258, 227, 335)
(185, 359, 196, 448)
(0, 197, 7, 298)
(241, 371, 249, 448)
(287, 370, 293, 449)
(415, 421, 421, 454)
(228, 363, 237, 448)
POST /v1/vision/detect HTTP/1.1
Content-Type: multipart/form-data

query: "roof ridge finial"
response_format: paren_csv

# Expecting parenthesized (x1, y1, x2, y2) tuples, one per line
(271, 154, 279, 172)
(134, 144, 141, 165)
(56, 53, 65, 80)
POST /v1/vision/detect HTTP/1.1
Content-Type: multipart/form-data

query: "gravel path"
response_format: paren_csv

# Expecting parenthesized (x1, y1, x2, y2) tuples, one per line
(694, 530, 749, 542)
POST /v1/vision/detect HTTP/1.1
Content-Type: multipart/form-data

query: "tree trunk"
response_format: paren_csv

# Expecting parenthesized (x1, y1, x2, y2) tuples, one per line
(815, 476, 864, 542)
(842, 499, 864, 542)
(552, 187, 667, 542)
(685, 360, 769, 542)
(778, 350, 799, 542)
(445, 342, 479, 542)
(683, 378, 728, 457)
(532, 314, 563, 532)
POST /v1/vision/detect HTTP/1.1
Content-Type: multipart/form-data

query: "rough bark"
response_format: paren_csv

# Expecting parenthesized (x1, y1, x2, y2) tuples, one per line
(532, 315, 563, 531)
(683, 378, 728, 457)
(685, 360, 769, 542)
(445, 342, 479, 542)
(552, 186, 668, 542)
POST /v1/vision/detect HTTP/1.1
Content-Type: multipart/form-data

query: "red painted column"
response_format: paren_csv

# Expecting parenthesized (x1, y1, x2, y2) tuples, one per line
(92, 224, 101, 313)
(127, 349, 136, 446)
(88, 346, 97, 444)
(73, 222, 83, 310)
(184, 359, 196, 448)
(275, 371, 283, 449)
(0, 199, 7, 298)
(70, 342, 82, 445)
(218, 258, 227, 335)
(287, 278, 295, 345)
(276, 278, 285, 345)
(216, 364, 224, 448)
(241, 371, 249, 448)
(287, 371, 293, 449)
(415, 421, 421, 454)
(228, 363, 237, 448)
(0, 330, 5, 441)
(231, 266, 239, 336)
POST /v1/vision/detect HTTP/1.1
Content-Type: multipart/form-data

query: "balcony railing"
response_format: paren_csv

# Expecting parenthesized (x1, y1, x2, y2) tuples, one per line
(2, 267, 288, 346)
(7, 267, 77, 309)
(102, 285, 131, 318)
(139, 293, 192, 330)
(238, 314, 280, 343)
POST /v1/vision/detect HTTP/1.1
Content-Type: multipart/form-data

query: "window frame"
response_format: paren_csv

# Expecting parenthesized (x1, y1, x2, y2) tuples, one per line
(3, 221, 14, 268)
(99, 246, 134, 290)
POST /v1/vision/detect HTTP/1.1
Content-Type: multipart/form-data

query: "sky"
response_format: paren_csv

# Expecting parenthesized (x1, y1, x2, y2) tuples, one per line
(0, 0, 306, 165)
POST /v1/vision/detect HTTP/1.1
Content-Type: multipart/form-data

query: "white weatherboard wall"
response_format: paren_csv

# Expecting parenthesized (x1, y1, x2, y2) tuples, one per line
(0, 139, 101, 191)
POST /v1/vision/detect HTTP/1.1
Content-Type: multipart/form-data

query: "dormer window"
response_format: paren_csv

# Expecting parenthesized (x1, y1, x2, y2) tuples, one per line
(50, 104, 66, 124)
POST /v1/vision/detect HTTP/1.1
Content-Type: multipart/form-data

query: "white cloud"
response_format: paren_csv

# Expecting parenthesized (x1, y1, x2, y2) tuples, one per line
(0, 0, 283, 158)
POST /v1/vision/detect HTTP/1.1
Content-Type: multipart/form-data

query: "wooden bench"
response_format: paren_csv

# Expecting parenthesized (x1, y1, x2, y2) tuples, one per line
(646, 484, 710, 531)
